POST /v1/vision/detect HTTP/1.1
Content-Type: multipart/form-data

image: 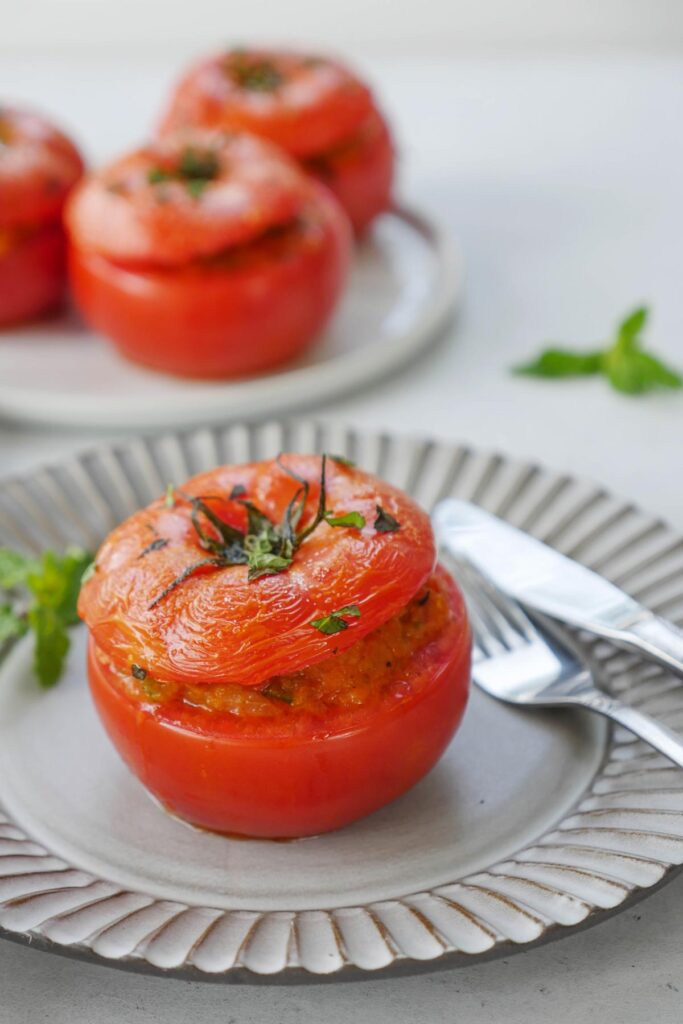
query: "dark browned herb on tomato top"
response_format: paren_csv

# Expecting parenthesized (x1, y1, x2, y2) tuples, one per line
(229, 484, 247, 500)
(147, 147, 220, 201)
(374, 506, 400, 533)
(310, 605, 361, 635)
(226, 53, 284, 92)
(131, 663, 147, 680)
(261, 682, 294, 704)
(149, 455, 370, 607)
(138, 537, 169, 558)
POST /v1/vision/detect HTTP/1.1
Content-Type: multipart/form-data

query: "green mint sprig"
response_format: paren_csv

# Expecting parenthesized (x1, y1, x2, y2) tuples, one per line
(0, 546, 92, 687)
(513, 307, 682, 395)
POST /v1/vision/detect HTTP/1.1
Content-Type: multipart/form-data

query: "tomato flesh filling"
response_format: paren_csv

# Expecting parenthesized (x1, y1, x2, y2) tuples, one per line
(95, 571, 451, 720)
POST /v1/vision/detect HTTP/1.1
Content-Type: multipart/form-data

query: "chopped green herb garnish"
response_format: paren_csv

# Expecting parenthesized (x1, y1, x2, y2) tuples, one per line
(262, 682, 294, 704)
(0, 546, 92, 687)
(513, 307, 682, 395)
(147, 148, 220, 201)
(131, 663, 147, 680)
(165, 484, 176, 508)
(310, 604, 361, 635)
(324, 510, 365, 529)
(329, 454, 355, 468)
(184, 178, 209, 199)
(226, 54, 284, 92)
(148, 167, 172, 185)
(178, 147, 220, 180)
(374, 506, 401, 533)
(149, 454, 375, 606)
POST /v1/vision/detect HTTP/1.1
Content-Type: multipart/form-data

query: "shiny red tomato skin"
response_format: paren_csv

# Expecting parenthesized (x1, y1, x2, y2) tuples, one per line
(159, 50, 373, 158)
(306, 110, 394, 236)
(0, 224, 67, 326)
(86, 568, 470, 837)
(0, 106, 84, 230)
(68, 182, 351, 378)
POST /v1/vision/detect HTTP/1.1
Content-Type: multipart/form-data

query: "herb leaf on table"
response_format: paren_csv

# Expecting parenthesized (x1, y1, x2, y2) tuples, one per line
(513, 307, 682, 395)
(0, 546, 92, 687)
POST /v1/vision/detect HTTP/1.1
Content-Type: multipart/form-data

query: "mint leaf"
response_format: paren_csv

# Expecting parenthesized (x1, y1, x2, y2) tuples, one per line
(513, 349, 603, 378)
(324, 510, 366, 529)
(0, 604, 27, 644)
(0, 545, 92, 688)
(513, 306, 681, 396)
(28, 603, 70, 688)
(27, 547, 92, 626)
(0, 549, 38, 589)
(616, 306, 648, 351)
(606, 349, 683, 395)
(310, 604, 361, 635)
(636, 352, 683, 388)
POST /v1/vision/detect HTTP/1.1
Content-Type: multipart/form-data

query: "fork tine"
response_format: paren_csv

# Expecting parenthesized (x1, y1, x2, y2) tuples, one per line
(461, 589, 493, 660)
(452, 555, 538, 655)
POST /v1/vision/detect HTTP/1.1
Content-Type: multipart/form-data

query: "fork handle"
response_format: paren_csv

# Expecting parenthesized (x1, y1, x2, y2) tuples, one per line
(579, 689, 683, 768)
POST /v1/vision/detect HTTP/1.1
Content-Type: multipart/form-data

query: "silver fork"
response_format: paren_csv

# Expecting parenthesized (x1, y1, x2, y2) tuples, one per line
(456, 558, 683, 768)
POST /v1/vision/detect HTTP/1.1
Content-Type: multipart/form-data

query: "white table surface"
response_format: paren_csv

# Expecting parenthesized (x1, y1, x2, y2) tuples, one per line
(1, 53, 682, 1023)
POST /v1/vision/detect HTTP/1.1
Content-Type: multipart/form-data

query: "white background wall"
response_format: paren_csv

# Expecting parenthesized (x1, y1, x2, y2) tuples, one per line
(4, 0, 683, 56)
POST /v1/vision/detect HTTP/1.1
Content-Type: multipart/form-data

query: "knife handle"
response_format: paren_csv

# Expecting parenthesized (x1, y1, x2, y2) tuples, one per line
(602, 697, 683, 769)
(617, 616, 683, 678)
(577, 687, 683, 767)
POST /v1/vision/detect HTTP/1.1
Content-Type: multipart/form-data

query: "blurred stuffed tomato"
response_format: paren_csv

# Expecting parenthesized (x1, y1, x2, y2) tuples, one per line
(0, 106, 83, 326)
(65, 130, 351, 378)
(158, 49, 395, 235)
(79, 454, 471, 838)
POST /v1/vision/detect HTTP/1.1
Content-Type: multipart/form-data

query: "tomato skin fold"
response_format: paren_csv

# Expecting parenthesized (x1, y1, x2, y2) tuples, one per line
(67, 182, 351, 378)
(86, 567, 470, 838)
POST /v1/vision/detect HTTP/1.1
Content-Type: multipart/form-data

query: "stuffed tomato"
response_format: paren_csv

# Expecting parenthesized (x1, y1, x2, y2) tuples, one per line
(0, 106, 83, 326)
(78, 455, 470, 838)
(65, 130, 351, 378)
(159, 49, 395, 235)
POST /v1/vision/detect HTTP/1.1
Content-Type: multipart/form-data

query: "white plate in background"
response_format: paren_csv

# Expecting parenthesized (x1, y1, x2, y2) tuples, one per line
(0, 206, 460, 431)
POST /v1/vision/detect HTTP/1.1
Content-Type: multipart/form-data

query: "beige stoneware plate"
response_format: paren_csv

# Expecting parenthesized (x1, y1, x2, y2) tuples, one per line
(1, 418, 683, 983)
(0, 206, 459, 431)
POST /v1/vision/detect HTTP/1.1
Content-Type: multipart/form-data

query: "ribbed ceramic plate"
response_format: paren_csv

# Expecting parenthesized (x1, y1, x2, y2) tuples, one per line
(1, 419, 683, 983)
(0, 206, 459, 431)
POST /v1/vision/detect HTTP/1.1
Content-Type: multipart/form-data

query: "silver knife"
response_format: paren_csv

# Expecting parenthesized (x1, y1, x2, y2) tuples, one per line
(433, 498, 683, 679)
